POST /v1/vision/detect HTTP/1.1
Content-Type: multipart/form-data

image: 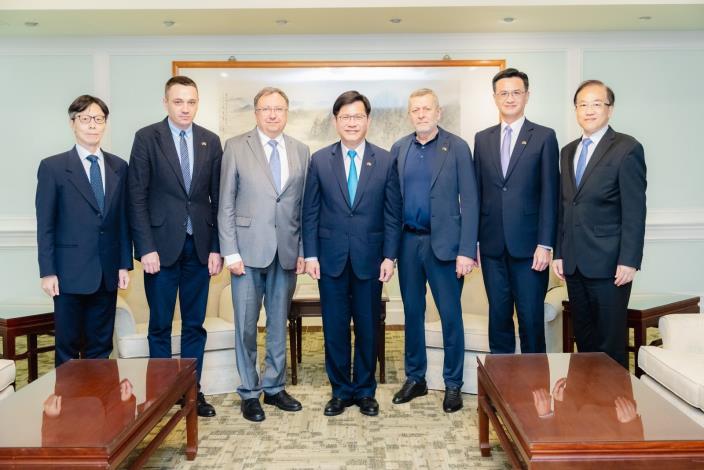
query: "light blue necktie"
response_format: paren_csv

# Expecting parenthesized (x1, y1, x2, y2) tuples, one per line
(86, 155, 105, 214)
(500, 125, 512, 177)
(179, 130, 193, 234)
(347, 149, 358, 204)
(575, 137, 592, 186)
(268, 139, 281, 192)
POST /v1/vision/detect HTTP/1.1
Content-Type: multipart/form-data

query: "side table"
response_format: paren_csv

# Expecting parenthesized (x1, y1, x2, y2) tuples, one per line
(0, 306, 55, 383)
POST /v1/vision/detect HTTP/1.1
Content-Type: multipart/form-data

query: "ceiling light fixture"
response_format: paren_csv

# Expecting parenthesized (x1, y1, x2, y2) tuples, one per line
(276, 19, 288, 25)
(638, 16, 652, 21)
(24, 21, 39, 27)
(502, 17, 515, 24)
(163, 20, 176, 27)
(389, 18, 402, 24)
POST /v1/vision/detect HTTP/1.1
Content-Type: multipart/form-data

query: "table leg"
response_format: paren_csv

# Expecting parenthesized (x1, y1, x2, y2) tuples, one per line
(185, 377, 198, 460)
(28, 334, 39, 382)
(477, 376, 491, 457)
(633, 322, 647, 378)
(562, 307, 574, 353)
(289, 318, 298, 385)
(296, 319, 302, 364)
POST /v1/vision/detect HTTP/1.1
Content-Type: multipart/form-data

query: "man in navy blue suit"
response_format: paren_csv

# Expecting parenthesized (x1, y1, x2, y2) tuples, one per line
(390, 88, 479, 412)
(36, 95, 132, 367)
(302, 90, 402, 417)
(474, 68, 560, 354)
(128, 76, 223, 417)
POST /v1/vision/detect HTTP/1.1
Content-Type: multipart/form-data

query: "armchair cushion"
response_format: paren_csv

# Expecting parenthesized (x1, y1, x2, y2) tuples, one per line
(638, 345, 704, 411)
(659, 313, 704, 354)
(0, 359, 15, 400)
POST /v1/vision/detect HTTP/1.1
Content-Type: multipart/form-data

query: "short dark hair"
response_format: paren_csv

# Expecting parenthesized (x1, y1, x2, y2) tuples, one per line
(332, 90, 371, 117)
(492, 68, 529, 92)
(68, 95, 109, 120)
(573, 79, 615, 106)
(165, 75, 198, 96)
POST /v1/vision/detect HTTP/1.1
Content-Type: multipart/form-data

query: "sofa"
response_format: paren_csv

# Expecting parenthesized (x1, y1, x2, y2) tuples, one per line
(424, 267, 567, 394)
(0, 359, 15, 400)
(638, 313, 704, 427)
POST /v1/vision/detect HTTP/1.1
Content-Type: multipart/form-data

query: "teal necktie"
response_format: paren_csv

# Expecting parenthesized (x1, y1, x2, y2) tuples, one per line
(347, 149, 358, 204)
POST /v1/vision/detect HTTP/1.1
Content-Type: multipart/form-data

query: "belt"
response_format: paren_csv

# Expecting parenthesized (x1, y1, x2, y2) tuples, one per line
(403, 225, 430, 235)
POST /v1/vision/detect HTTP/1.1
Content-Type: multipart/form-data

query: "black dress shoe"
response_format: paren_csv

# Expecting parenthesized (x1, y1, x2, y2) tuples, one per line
(356, 397, 379, 416)
(197, 392, 216, 418)
(323, 397, 354, 416)
(241, 398, 265, 422)
(264, 390, 303, 412)
(443, 387, 463, 413)
(392, 380, 428, 404)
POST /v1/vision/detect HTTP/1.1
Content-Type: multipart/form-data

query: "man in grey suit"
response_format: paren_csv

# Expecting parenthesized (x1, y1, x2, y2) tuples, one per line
(218, 87, 310, 422)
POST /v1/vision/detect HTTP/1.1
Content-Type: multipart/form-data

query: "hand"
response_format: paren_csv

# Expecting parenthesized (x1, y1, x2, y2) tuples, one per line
(141, 251, 160, 274)
(120, 379, 134, 402)
(43, 394, 62, 417)
(305, 260, 320, 280)
(208, 252, 223, 276)
(614, 265, 636, 287)
(295, 257, 305, 275)
(455, 255, 476, 278)
(532, 388, 553, 418)
(532, 246, 552, 272)
(118, 269, 130, 289)
(614, 396, 638, 423)
(379, 258, 395, 282)
(228, 261, 246, 276)
(552, 377, 567, 402)
(41, 275, 60, 297)
(552, 259, 565, 281)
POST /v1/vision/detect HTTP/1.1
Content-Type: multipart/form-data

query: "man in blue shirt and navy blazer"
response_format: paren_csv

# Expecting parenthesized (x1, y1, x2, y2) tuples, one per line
(302, 90, 402, 417)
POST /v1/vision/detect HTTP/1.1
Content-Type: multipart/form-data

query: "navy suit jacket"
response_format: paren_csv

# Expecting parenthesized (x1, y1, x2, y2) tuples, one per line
(390, 127, 479, 260)
(302, 141, 402, 280)
(555, 127, 646, 278)
(474, 119, 560, 258)
(36, 147, 132, 294)
(128, 118, 222, 267)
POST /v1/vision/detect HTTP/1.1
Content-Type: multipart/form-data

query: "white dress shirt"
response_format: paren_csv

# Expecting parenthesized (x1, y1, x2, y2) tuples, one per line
(167, 119, 194, 180)
(257, 127, 289, 188)
(500, 116, 526, 157)
(573, 124, 609, 175)
(341, 141, 365, 181)
(76, 144, 105, 192)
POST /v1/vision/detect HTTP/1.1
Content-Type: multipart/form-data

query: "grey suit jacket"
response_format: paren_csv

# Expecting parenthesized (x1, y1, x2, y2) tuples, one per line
(218, 128, 311, 270)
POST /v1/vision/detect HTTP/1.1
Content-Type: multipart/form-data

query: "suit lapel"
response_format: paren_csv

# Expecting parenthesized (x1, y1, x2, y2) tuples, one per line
(488, 124, 504, 181)
(352, 142, 376, 209)
(190, 124, 209, 195)
(280, 134, 298, 195)
(331, 143, 352, 208)
(246, 129, 278, 193)
(397, 135, 413, 196)
(102, 152, 119, 213)
(157, 119, 187, 194)
(430, 130, 450, 189)
(575, 127, 616, 197)
(504, 120, 534, 182)
(65, 147, 100, 212)
(564, 139, 580, 196)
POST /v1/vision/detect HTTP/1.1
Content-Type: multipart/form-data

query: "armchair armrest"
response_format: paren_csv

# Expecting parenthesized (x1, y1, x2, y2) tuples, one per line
(114, 296, 137, 337)
(543, 284, 567, 323)
(659, 313, 704, 354)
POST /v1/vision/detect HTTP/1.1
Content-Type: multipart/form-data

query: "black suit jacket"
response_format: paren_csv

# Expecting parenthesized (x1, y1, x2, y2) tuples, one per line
(35, 147, 132, 294)
(474, 119, 560, 258)
(555, 126, 647, 278)
(128, 118, 222, 266)
(302, 141, 402, 280)
(391, 127, 479, 260)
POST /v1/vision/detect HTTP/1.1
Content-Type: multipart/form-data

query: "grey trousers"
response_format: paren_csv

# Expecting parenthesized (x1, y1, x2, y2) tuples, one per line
(231, 254, 296, 399)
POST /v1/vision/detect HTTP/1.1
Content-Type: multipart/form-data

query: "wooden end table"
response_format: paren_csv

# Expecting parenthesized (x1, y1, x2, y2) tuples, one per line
(562, 293, 700, 376)
(0, 358, 197, 469)
(0, 305, 55, 383)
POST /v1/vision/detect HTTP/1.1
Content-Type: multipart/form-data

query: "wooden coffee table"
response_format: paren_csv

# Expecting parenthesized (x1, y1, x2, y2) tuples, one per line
(0, 305, 55, 383)
(0, 358, 198, 469)
(477, 352, 704, 469)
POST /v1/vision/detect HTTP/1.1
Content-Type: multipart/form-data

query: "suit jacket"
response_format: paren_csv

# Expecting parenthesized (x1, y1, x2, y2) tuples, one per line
(474, 119, 560, 258)
(36, 146, 132, 294)
(390, 127, 479, 260)
(218, 128, 311, 270)
(555, 126, 647, 278)
(302, 141, 402, 280)
(128, 118, 223, 267)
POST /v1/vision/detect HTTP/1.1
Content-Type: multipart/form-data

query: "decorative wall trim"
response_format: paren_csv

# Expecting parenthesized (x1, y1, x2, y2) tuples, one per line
(0, 217, 36, 248)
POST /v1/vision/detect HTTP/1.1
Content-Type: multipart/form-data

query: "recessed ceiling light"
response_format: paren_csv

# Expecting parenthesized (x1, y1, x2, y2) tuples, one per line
(24, 21, 39, 27)
(502, 17, 515, 24)
(276, 19, 288, 25)
(220, 72, 229, 78)
(638, 16, 652, 21)
(389, 18, 402, 24)
(163, 20, 176, 27)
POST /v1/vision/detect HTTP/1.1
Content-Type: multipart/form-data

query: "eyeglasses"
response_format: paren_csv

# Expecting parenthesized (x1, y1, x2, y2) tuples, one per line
(74, 114, 106, 124)
(576, 101, 610, 111)
(337, 114, 367, 123)
(495, 90, 526, 100)
(255, 107, 288, 114)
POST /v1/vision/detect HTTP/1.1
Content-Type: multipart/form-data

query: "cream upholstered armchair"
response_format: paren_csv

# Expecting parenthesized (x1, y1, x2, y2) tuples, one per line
(113, 262, 240, 395)
(639, 313, 704, 427)
(0, 360, 15, 400)
(424, 267, 567, 394)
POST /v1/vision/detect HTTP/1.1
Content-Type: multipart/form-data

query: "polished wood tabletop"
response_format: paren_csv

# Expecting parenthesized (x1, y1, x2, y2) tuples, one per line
(478, 353, 704, 469)
(0, 358, 197, 469)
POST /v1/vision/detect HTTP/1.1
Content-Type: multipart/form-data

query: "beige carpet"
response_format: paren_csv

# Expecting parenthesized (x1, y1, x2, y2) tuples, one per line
(12, 331, 511, 469)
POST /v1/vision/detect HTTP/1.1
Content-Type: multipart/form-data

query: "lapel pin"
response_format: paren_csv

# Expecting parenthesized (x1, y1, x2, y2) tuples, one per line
(521, 141, 527, 145)
(366, 162, 372, 166)
(201, 142, 207, 146)
(442, 146, 448, 151)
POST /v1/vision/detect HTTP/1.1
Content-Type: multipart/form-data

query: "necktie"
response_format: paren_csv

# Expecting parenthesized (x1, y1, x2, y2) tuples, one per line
(179, 130, 193, 234)
(86, 155, 105, 213)
(268, 139, 281, 192)
(575, 138, 592, 186)
(347, 149, 358, 204)
(500, 125, 513, 177)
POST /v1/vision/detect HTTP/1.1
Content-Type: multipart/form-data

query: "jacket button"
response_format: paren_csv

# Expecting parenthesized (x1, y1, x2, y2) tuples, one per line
(276, 198, 281, 203)
(572, 202, 577, 206)
(502, 187, 507, 192)
(349, 213, 353, 217)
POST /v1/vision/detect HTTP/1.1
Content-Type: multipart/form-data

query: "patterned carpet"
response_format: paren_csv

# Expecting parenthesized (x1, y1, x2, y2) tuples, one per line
(12, 331, 511, 469)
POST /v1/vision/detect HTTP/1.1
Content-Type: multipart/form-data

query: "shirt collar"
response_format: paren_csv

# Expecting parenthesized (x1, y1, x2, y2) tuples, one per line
(257, 127, 284, 148)
(167, 118, 193, 138)
(341, 141, 365, 159)
(582, 125, 609, 147)
(75, 144, 103, 161)
(413, 129, 440, 146)
(501, 116, 526, 135)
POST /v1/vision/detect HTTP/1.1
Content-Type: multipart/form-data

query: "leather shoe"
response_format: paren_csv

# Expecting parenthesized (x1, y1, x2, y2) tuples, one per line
(197, 392, 216, 417)
(264, 390, 302, 412)
(443, 387, 463, 413)
(323, 397, 354, 416)
(392, 380, 428, 404)
(241, 398, 265, 422)
(356, 397, 379, 416)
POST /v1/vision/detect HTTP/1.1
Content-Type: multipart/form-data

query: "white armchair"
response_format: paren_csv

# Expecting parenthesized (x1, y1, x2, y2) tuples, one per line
(0, 359, 15, 400)
(639, 313, 704, 426)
